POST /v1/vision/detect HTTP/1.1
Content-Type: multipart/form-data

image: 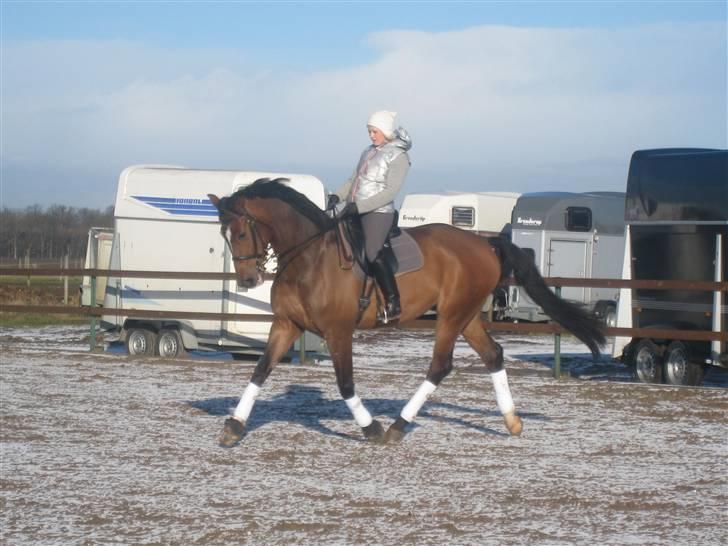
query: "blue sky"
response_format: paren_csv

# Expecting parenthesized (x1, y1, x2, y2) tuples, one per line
(2, 1, 726, 209)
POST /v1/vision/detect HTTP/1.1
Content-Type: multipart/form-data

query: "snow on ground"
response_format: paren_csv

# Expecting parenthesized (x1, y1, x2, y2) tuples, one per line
(1, 325, 726, 545)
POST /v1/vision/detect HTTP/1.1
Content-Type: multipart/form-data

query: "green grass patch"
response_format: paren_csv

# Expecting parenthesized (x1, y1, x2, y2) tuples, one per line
(0, 313, 88, 328)
(0, 276, 83, 287)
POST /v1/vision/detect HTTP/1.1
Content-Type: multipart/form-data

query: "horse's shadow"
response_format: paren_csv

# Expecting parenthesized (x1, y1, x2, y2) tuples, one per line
(187, 384, 549, 441)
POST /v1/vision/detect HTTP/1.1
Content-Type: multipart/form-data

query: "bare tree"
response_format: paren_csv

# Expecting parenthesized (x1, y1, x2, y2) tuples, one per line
(0, 204, 113, 265)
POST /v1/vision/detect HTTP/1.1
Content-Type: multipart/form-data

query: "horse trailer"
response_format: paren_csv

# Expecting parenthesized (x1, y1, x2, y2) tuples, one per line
(505, 191, 626, 324)
(398, 191, 520, 316)
(613, 148, 727, 386)
(80, 227, 114, 307)
(399, 191, 521, 236)
(87, 165, 327, 358)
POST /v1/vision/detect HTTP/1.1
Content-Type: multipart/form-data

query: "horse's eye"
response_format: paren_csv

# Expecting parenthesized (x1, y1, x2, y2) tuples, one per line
(237, 232, 246, 240)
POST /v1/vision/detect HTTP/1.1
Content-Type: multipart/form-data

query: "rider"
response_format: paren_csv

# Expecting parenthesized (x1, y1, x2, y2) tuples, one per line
(328, 110, 412, 323)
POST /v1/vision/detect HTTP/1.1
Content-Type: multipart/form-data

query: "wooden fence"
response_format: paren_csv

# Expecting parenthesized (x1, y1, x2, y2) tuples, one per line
(1, 267, 725, 378)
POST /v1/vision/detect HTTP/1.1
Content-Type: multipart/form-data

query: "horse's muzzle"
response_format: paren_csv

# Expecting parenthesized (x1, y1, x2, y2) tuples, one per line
(237, 272, 264, 289)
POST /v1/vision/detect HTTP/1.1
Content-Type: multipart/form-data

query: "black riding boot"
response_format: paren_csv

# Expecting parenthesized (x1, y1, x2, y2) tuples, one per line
(371, 255, 401, 324)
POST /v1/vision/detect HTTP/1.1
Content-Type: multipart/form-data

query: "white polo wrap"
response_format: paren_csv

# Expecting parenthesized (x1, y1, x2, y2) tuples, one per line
(401, 380, 437, 422)
(233, 382, 261, 422)
(345, 395, 373, 428)
(491, 369, 515, 415)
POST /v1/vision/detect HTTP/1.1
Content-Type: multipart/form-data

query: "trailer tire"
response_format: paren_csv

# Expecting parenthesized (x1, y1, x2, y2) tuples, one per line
(632, 339, 662, 384)
(594, 301, 617, 328)
(157, 329, 184, 359)
(663, 341, 705, 386)
(126, 328, 157, 356)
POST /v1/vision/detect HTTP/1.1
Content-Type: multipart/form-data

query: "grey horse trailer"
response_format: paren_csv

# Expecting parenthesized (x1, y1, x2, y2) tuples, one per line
(614, 148, 727, 386)
(506, 191, 626, 325)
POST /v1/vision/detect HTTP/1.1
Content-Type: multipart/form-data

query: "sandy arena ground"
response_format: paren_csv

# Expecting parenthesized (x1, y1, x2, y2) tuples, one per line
(1, 325, 726, 545)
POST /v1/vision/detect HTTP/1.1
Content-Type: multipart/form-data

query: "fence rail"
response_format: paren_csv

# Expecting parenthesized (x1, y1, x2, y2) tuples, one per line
(2, 268, 725, 378)
(0, 267, 725, 291)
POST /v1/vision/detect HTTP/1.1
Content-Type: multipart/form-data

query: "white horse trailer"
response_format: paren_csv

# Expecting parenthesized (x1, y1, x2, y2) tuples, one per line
(506, 191, 626, 324)
(80, 227, 114, 307)
(399, 191, 520, 316)
(399, 192, 521, 236)
(94, 165, 327, 358)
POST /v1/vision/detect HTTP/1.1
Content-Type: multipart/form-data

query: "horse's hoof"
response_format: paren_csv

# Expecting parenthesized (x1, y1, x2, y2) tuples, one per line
(384, 416, 409, 443)
(504, 412, 523, 436)
(219, 417, 246, 447)
(362, 419, 385, 443)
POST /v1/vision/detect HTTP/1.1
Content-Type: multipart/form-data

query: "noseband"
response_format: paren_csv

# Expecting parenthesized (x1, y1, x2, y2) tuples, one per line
(220, 207, 272, 270)
(219, 204, 335, 278)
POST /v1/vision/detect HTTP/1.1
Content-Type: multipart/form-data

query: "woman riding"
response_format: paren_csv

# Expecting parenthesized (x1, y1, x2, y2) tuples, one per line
(328, 110, 412, 323)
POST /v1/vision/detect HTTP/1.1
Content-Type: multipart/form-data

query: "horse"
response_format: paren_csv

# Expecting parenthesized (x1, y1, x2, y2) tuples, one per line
(208, 178, 605, 446)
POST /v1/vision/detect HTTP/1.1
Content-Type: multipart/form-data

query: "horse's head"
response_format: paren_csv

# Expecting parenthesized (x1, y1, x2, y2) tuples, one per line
(209, 178, 334, 288)
(208, 193, 270, 289)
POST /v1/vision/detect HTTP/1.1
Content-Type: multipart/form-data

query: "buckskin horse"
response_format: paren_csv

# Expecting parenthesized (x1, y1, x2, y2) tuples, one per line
(208, 178, 605, 446)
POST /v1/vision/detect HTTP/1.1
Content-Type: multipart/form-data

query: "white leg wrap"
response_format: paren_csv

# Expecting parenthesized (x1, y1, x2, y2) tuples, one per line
(345, 395, 373, 428)
(233, 382, 261, 422)
(401, 380, 437, 422)
(491, 369, 515, 415)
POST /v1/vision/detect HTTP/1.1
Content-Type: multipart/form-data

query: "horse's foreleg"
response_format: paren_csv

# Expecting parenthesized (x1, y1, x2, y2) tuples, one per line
(384, 322, 458, 443)
(462, 316, 522, 436)
(326, 331, 384, 443)
(219, 318, 302, 447)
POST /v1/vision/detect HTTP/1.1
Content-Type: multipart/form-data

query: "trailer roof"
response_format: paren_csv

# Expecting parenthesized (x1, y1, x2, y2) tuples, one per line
(625, 148, 728, 223)
(512, 191, 626, 234)
(113, 165, 326, 220)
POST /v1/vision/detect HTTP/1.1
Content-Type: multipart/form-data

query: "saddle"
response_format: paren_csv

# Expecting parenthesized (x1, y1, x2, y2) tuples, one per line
(336, 212, 424, 323)
(337, 211, 422, 278)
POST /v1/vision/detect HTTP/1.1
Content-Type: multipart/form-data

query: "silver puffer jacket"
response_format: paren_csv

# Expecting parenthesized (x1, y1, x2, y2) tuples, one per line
(340, 128, 412, 214)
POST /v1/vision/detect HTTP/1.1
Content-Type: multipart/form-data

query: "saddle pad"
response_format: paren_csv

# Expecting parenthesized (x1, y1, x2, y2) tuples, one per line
(390, 229, 424, 277)
(352, 229, 424, 280)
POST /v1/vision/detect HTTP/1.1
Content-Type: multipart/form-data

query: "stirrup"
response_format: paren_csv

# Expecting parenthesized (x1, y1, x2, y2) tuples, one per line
(378, 303, 401, 325)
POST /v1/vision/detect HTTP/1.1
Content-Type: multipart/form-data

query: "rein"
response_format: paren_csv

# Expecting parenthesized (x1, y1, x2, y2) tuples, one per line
(220, 204, 340, 278)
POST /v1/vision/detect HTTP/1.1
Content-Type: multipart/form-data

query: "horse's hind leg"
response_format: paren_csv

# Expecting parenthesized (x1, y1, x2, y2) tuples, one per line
(384, 319, 460, 443)
(462, 316, 522, 436)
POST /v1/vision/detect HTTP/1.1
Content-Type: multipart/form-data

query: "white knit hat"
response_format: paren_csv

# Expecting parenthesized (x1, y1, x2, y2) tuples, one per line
(367, 110, 397, 139)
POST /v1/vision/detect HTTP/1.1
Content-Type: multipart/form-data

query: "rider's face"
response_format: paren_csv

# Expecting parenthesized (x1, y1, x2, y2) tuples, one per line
(368, 126, 388, 147)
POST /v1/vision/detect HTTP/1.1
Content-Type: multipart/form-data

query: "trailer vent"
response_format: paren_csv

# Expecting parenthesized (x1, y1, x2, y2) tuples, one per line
(451, 206, 475, 227)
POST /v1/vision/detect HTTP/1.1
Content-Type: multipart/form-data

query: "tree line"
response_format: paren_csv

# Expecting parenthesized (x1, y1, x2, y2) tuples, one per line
(0, 205, 114, 262)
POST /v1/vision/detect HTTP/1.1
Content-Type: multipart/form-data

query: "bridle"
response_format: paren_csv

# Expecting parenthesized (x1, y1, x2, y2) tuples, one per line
(219, 204, 337, 278)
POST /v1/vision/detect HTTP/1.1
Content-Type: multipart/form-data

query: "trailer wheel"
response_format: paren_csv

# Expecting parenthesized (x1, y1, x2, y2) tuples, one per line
(663, 341, 705, 386)
(632, 339, 662, 384)
(603, 304, 617, 328)
(157, 329, 184, 359)
(126, 328, 157, 356)
(594, 301, 617, 328)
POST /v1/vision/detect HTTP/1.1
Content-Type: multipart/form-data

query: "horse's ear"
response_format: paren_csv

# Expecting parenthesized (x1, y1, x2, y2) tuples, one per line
(208, 194, 221, 208)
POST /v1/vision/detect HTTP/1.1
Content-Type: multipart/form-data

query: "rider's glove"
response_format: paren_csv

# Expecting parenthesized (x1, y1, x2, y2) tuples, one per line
(326, 194, 340, 211)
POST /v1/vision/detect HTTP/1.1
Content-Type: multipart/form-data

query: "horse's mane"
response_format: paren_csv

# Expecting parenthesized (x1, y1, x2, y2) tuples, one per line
(221, 177, 334, 230)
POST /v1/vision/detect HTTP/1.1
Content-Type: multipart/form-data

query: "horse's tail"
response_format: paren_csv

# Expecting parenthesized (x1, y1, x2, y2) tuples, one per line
(489, 236, 606, 358)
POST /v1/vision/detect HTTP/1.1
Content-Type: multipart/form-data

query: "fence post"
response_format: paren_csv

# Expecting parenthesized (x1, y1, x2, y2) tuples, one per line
(299, 333, 306, 364)
(25, 253, 31, 304)
(89, 274, 97, 352)
(89, 237, 99, 352)
(554, 285, 562, 379)
(63, 254, 69, 305)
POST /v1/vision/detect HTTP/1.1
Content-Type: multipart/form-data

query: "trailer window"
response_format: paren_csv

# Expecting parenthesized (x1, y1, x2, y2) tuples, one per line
(451, 206, 475, 227)
(566, 207, 592, 231)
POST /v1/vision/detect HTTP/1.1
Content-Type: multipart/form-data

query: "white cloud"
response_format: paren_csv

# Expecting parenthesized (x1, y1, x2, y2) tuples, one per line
(1, 22, 725, 207)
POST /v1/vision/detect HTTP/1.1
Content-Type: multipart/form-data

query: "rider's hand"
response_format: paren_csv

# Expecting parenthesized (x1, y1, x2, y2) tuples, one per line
(326, 194, 340, 211)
